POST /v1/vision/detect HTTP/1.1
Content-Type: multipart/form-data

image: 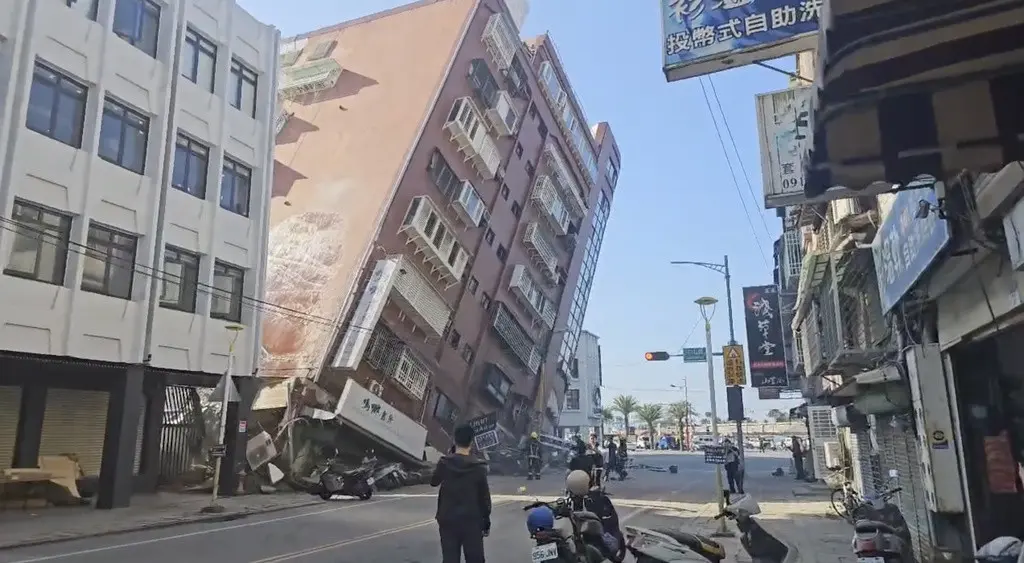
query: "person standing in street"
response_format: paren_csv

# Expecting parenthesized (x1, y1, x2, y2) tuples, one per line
(723, 439, 744, 494)
(790, 435, 806, 480)
(524, 432, 543, 480)
(431, 424, 491, 563)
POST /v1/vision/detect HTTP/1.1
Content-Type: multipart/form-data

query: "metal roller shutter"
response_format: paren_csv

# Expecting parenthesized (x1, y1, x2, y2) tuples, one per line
(878, 416, 935, 561)
(133, 405, 145, 475)
(39, 389, 109, 477)
(0, 386, 21, 470)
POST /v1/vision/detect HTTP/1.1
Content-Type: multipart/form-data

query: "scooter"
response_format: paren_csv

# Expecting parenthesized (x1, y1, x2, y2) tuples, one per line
(310, 455, 375, 501)
(851, 519, 908, 562)
(524, 497, 611, 563)
(624, 526, 724, 562)
(715, 493, 787, 563)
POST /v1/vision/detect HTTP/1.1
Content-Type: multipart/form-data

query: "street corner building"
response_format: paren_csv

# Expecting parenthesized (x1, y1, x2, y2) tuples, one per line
(768, 0, 1024, 560)
(255, 0, 621, 465)
(0, 0, 279, 508)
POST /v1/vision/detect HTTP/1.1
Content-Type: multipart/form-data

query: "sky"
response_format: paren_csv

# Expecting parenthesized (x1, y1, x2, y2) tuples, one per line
(237, 0, 802, 419)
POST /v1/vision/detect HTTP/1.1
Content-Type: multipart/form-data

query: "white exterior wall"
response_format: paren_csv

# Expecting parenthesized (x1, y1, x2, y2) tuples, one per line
(0, 0, 278, 376)
(560, 330, 602, 431)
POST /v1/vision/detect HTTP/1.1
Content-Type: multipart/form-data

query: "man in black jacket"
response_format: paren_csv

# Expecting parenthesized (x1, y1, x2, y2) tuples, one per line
(431, 424, 491, 563)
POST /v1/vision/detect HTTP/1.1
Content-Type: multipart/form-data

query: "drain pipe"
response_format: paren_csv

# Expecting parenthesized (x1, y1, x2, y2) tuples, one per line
(141, 6, 186, 363)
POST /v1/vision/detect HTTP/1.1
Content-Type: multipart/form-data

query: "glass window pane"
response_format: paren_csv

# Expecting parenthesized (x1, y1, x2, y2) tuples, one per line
(26, 80, 55, 135)
(241, 82, 256, 117)
(181, 40, 198, 81)
(81, 252, 107, 292)
(53, 93, 85, 146)
(122, 125, 146, 172)
(98, 112, 122, 162)
(109, 266, 133, 298)
(7, 226, 40, 275)
(188, 152, 206, 196)
(140, 10, 159, 56)
(172, 144, 187, 188)
(197, 51, 216, 91)
(113, 0, 140, 40)
(219, 171, 233, 209)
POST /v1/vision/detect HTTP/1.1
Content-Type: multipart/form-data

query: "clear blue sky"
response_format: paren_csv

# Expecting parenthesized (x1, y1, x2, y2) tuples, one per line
(239, 0, 802, 418)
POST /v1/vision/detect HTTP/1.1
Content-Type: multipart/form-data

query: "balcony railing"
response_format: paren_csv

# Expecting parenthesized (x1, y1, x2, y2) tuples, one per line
(274, 104, 290, 136)
(399, 196, 470, 287)
(522, 222, 559, 282)
(389, 255, 452, 338)
(482, 13, 518, 71)
(444, 97, 501, 180)
(542, 142, 587, 217)
(531, 175, 570, 235)
(364, 325, 433, 400)
(279, 58, 343, 99)
(493, 303, 543, 374)
(538, 61, 600, 185)
(509, 264, 556, 328)
(485, 90, 519, 137)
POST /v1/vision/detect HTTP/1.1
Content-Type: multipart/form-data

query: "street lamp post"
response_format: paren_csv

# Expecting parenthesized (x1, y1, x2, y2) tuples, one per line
(669, 381, 690, 448)
(671, 256, 745, 460)
(695, 297, 731, 537)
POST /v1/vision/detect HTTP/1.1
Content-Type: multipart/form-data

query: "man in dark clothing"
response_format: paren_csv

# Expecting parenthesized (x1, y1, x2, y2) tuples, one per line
(432, 424, 491, 563)
(606, 438, 618, 475)
(524, 432, 543, 480)
(790, 436, 806, 480)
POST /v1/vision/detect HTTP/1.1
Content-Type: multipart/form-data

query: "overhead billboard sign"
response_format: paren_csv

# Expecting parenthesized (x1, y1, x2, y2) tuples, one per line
(742, 285, 788, 388)
(756, 86, 813, 209)
(662, 0, 820, 82)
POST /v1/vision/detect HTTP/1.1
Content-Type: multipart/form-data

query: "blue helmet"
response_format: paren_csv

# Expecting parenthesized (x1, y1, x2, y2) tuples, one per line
(526, 506, 555, 533)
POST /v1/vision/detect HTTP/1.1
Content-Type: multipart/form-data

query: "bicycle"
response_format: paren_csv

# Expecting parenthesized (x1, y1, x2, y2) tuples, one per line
(830, 480, 863, 523)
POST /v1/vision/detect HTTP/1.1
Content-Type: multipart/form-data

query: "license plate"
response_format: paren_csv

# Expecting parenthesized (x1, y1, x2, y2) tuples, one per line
(366, 477, 374, 486)
(531, 543, 558, 562)
(858, 558, 885, 563)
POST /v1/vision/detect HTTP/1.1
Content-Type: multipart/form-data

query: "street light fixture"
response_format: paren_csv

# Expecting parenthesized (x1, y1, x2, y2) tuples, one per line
(695, 296, 731, 537)
(204, 324, 244, 513)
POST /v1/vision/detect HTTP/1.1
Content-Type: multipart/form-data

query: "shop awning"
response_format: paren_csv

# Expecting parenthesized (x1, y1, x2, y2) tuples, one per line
(791, 251, 830, 328)
(803, 0, 1024, 199)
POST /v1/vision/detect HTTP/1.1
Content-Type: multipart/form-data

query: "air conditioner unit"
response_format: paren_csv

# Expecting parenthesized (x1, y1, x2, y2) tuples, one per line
(823, 440, 842, 470)
(245, 431, 278, 470)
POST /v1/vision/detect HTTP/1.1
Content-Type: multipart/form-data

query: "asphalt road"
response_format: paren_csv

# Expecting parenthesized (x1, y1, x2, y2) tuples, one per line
(0, 451, 798, 563)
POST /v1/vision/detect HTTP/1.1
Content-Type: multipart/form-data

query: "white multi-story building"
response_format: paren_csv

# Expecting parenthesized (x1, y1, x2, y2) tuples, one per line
(558, 329, 603, 438)
(0, 0, 277, 509)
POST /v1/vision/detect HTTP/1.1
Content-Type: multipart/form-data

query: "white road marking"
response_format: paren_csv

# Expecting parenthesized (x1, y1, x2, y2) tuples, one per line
(5, 497, 409, 563)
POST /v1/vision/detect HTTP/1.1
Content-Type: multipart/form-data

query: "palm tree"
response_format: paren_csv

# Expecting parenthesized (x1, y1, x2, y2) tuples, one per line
(667, 401, 691, 447)
(612, 395, 639, 437)
(601, 407, 615, 435)
(636, 404, 664, 441)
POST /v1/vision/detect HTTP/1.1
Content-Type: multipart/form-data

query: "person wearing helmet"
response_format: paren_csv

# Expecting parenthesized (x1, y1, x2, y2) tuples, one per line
(524, 432, 543, 480)
(565, 470, 625, 562)
(526, 504, 556, 535)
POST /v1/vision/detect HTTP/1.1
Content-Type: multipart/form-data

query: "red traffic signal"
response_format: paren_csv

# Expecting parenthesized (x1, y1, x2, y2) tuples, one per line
(644, 351, 671, 361)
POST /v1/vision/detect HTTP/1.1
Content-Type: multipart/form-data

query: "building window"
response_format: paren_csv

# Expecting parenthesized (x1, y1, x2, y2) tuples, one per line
(467, 276, 478, 295)
(605, 159, 619, 188)
(306, 40, 336, 61)
(538, 120, 548, 139)
(484, 228, 495, 246)
(427, 149, 460, 199)
(81, 223, 137, 300)
(496, 244, 508, 262)
(229, 58, 258, 118)
(515, 143, 523, 159)
(481, 292, 492, 311)
(511, 201, 521, 219)
(484, 366, 512, 404)
(565, 389, 580, 411)
(501, 185, 510, 200)
(172, 133, 209, 198)
(113, 0, 160, 58)
(221, 156, 252, 216)
(160, 246, 199, 313)
(98, 97, 149, 174)
(182, 28, 217, 92)
(448, 329, 461, 349)
(528, 103, 538, 120)
(433, 391, 460, 431)
(525, 161, 536, 179)
(26, 62, 88, 149)
(460, 343, 474, 363)
(66, 0, 100, 20)
(211, 261, 244, 322)
(3, 200, 71, 285)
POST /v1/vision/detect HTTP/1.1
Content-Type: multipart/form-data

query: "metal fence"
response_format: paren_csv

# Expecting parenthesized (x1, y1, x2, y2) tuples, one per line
(159, 384, 207, 484)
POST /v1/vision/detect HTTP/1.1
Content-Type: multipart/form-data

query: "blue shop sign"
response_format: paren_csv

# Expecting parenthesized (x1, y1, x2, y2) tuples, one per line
(872, 188, 951, 314)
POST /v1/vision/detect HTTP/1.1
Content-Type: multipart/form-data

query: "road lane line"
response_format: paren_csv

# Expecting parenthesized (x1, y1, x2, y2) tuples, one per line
(5, 497, 410, 563)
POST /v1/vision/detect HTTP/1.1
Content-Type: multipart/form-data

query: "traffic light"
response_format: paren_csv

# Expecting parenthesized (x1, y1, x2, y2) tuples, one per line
(644, 351, 671, 361)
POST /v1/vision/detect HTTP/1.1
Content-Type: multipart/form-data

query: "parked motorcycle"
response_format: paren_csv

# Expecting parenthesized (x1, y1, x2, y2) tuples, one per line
(371, 462, 404, 490)
(623, 526, 724, 562)
(524, 497, 613, 563)
(851, 518, 908, 562)
(715, 493, 787, 563)
(310, 456, 375, 501)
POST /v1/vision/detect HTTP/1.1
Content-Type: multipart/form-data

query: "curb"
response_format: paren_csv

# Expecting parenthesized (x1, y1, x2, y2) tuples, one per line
(0, 498, 324, 551)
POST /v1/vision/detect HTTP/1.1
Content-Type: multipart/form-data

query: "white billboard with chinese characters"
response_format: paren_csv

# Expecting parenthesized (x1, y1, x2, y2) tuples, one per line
(756, 85, 813, 209)
(336, 379, 427, 460)
(331, 258, 400, 370)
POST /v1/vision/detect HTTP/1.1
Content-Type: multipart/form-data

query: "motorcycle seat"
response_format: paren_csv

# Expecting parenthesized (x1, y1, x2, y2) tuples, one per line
(654, 528, 723, 553)
(572, 510, 603, 522)
(854, 519, 899, 535)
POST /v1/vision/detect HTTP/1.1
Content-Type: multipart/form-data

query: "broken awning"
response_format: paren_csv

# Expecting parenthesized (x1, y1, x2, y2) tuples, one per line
(803, 0, 1024, 199)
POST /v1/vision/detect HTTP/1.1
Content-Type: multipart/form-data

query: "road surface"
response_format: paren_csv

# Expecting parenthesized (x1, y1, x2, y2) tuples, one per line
(0, 451, 798, 563)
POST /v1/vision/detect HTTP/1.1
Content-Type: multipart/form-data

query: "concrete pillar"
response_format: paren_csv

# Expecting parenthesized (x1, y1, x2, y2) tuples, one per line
(12, 385, 46, 468)
(96, 365, 145, 509)
(137, 377, 166, 492)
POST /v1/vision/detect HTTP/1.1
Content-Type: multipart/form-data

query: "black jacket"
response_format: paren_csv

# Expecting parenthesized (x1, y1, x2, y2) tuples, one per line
(525, 438, 543, 458)
(431, 453, 492, 528)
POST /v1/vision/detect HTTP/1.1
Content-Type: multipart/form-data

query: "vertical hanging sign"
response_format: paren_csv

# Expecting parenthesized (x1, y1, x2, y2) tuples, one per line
(742, 285, 787, 388)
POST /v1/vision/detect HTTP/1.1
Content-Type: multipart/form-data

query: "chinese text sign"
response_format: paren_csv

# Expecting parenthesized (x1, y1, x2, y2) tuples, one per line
(756, 86, 814, 208)
(663, 0, 820, 81)
(872, 188, 950, 314)
(742, 285, 788, 388)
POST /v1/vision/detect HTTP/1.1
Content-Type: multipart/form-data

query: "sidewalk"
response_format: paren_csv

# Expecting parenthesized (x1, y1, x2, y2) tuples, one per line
(0, 491, 322, 550)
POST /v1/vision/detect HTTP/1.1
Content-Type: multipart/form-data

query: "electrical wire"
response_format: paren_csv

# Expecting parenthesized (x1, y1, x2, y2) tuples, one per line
(698, 77, 770, 268)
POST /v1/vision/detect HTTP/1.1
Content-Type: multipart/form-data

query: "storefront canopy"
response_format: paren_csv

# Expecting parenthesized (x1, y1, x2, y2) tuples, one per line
(803, 0, 1024, 199)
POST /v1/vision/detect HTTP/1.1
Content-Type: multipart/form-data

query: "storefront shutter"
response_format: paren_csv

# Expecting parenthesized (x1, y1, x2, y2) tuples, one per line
(39, 389, 109, 477)
(133, 404, 146, 475)
(0, 386, 21, 470)
(878, 416, 935, 561)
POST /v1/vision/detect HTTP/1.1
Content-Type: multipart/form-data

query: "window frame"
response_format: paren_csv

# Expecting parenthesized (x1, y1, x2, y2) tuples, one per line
(229, 58, 259, 118)
(112, 0, 161, 58)
(565, 389, 581, 411)
(81, 222, 138, 300)
(220, 156, 252, 216)
(3, 200, 72, 285)
(427, 149, 460, 200)
(160, 246, 200, 313)
(26, 62, 88, 149)
(182, 27, 217, 92)
(211, 260, 245, 322)
(172, 132, 209, 198)
(98, 97, 150, 174)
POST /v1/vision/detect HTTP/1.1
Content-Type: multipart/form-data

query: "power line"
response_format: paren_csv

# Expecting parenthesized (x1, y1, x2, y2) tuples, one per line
(698, 77, 770, 268)
(706, 76, 774, 243)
